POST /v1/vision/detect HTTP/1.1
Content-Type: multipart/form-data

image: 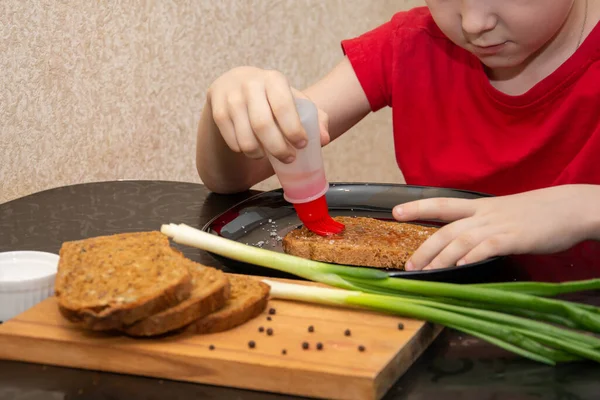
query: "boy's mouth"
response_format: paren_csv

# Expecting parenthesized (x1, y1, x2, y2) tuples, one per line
(471, 41, 508, 55)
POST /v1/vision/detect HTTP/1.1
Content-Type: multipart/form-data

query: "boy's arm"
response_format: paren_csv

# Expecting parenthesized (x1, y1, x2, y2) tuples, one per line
(302, 57, 373, 143)
(196, 57, 371, 194)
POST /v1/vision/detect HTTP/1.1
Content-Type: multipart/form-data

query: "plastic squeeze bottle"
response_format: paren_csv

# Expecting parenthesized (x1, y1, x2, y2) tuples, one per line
(266, 98, 345, 236)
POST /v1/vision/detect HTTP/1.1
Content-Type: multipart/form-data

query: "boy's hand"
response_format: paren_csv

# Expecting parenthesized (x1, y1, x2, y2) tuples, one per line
(207, 66, 330, 164)
(392, 185, 600, 271)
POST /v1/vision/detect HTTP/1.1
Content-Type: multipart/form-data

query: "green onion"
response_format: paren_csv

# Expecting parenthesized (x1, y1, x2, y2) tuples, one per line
(471, 279, 600, 297)
(393, 296, 600, 349)
(422, 298, 582, 330)
(335, 278, 585, 329)
(345, 277, 600, 333)
(264, 279, 566, 365)
(161, 223, 600, 365)
(443, 324, 558, 365)
(514, 328, 600, 362)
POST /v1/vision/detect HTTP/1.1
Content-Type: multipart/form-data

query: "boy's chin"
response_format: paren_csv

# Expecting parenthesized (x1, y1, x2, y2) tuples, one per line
(476, 54, 528, 71)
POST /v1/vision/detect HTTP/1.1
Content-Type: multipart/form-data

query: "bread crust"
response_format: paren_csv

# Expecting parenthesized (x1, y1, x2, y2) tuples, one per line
(282, 216, 439, 269)
(58, 278, 193, 331)
(124, 264, 230, 337)
(55, 231, 193, 330)
(186, 275, 270, 334)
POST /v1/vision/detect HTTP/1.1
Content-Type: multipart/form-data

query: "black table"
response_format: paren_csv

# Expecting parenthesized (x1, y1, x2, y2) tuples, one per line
(1, 181, 599, 400)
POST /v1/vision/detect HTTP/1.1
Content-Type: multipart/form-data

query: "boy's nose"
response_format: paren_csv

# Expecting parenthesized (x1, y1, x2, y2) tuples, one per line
(461, 3, 497, 36)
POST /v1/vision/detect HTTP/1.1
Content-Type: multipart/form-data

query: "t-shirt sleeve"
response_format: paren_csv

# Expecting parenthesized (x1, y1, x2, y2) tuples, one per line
(341, 20, 395, 112)
(341, 8, 436, 112)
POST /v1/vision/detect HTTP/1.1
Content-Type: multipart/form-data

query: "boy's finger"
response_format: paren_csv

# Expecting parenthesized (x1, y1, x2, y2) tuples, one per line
(421, 227, 490, 270)
(460, 234, 512, 266)
(211, 95, 240, 153)
(318, 109, 331, 145)
(231, 107, 264, 159)
(246, 86, 295, 163)
(405, 217, 480, 270)
(290, 87, 331, 145)
(264, 80, 307, 148)
(393, 197, 476, 222)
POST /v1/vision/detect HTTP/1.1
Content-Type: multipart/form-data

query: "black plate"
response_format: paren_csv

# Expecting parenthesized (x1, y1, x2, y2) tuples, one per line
(202, 183, 508, 283)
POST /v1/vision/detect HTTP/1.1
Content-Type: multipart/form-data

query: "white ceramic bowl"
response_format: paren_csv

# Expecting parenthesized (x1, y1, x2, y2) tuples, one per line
(0, 251, 59, 322)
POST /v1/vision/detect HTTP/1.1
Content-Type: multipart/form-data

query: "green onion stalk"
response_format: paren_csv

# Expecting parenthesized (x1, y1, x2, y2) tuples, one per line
(470, 280, 600, 297)
(469, 280, 600, 314)
(161, 223, 600, 365)
(262, 279, 586, 365)
(443, 324, 563, 365)
(351, 288, 600, 349)
(344, 276, 600, 332)
(335, 278, 585, 329)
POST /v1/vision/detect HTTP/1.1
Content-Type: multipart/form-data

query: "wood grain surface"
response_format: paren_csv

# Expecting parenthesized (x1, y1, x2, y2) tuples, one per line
(0, 277, 442, 400)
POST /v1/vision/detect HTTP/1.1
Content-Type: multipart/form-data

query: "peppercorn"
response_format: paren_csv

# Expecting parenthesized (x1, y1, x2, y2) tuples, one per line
(308, 325, 314, 333)
(316, 342, 323, 350)
(397, 322, 405, 330)
(358, 345, 365, 352)
(344, 329, 351, 336)
(268, 308, 276, 315)
(248, 340, 256, 349)
(266, 316, 272, 321)
(258, 326, 264, 333)
(281, 349, 287, 355)
(302, 342, 309, 350)
(209, 345, 215, 350)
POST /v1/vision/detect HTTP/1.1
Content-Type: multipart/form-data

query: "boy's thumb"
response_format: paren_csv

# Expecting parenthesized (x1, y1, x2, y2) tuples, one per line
(318, 108, 331, 146)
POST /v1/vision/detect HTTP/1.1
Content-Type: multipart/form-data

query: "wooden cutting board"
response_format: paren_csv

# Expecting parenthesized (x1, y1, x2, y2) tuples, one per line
(0, 276, 442, 400)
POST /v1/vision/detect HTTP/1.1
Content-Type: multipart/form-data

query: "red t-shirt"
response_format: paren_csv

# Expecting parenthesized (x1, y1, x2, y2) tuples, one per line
(341, 7, 600, 282)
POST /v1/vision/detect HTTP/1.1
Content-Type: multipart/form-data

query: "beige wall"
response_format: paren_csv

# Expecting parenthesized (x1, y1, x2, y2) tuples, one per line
(1, 0, 425, 204)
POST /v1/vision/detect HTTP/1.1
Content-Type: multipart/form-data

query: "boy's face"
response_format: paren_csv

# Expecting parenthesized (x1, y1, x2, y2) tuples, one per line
(425, 0, 576, 70)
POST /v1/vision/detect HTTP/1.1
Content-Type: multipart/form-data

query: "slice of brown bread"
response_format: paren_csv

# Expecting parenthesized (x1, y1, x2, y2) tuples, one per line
(55, 231, 193, 331)
(282, 216, 439, 270)
(186, 274, 270, 334)
(124, 263, 230, 337)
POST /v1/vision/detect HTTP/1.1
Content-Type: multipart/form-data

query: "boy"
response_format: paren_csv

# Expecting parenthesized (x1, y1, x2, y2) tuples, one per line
(196, 0, 600, 282)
